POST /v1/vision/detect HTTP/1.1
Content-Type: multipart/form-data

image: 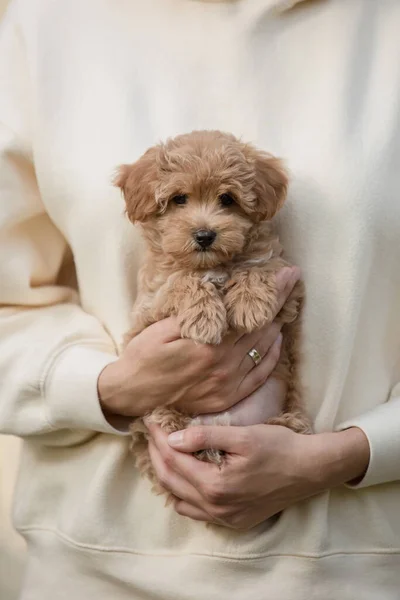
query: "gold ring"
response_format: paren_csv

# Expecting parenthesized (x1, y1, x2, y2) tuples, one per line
(247, 348, 262, 366)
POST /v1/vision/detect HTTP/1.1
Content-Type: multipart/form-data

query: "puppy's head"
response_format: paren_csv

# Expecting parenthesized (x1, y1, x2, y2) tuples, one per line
(115, 130, 288, 269)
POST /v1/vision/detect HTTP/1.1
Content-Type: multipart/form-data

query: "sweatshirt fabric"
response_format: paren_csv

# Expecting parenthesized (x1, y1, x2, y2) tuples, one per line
(1, 0, 400, 598)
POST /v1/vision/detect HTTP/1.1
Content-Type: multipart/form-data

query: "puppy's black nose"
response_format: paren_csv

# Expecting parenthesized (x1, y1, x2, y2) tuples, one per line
(194, 229, 217, 249)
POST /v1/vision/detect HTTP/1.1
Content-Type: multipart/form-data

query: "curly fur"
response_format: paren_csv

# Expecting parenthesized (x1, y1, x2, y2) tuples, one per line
(116, 130, 311, 497)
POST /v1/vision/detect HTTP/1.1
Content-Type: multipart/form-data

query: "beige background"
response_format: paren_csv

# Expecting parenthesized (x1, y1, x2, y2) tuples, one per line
(0, 0, 8, 18)
(0, 3, 27, 600)
(0, 0, 8, 16)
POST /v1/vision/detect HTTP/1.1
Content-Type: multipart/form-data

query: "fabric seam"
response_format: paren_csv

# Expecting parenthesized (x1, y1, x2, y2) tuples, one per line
(18, 525, 400, 561)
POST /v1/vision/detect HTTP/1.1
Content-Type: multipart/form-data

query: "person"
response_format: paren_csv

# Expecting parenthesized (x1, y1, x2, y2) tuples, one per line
(0, 0, 399, 598)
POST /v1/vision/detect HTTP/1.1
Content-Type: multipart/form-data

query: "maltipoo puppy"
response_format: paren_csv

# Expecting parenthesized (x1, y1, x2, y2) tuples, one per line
(115, 130, 310, 493)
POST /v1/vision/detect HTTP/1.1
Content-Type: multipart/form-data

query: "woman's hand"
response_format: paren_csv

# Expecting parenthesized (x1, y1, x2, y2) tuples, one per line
(147, 423, 370, 530)
(98, 267, 300, 419)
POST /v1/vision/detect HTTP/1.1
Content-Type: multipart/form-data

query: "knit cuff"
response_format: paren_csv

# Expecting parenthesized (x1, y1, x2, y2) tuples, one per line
(43, 345, 131, 435)
(337, 397, 400, 488)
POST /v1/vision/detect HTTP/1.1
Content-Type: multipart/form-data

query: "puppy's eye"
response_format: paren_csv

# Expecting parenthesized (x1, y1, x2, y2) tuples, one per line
(219, 193, 235, 207)
(171, 194, 188, 205)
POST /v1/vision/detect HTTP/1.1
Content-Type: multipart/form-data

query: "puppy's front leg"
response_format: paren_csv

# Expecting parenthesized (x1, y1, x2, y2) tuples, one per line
(224, 267, 279, 333)
(156, 272, 227, 345)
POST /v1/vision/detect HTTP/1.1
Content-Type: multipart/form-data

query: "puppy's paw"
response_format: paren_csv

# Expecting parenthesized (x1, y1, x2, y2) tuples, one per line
(266, 412, 312, 434)
(179, 303, 227, 345)
(189, 415, 230, 465)
(195, 448, 225, 465)
(226, 292, 278, 333)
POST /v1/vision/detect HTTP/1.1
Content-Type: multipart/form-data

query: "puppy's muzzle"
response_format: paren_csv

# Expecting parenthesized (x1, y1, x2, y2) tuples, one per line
(194, 229, 216, 250)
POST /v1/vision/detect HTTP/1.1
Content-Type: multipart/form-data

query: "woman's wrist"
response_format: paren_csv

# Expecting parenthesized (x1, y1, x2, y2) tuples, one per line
(305, 427, 370, 490)
(97, 358, 144, 418)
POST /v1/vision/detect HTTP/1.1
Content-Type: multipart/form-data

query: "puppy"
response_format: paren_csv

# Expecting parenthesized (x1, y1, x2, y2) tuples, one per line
(115, 130, 311, 493)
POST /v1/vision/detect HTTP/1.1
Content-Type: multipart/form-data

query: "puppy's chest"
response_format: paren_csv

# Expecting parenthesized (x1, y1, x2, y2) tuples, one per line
(200, 248, 276, 290)
(201, 269, 230, 290)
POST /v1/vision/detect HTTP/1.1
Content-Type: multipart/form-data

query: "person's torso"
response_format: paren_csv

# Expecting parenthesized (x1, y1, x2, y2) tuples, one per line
(13, 0, 400, 597)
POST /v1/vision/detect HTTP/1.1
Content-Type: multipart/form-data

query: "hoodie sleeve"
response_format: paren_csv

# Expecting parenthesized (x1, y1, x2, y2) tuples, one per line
(0, 2, 127, 445)
(337, 391, 400, 488)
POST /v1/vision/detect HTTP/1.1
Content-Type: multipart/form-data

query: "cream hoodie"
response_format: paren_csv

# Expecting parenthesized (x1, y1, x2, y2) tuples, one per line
(1, 0, 400, 598)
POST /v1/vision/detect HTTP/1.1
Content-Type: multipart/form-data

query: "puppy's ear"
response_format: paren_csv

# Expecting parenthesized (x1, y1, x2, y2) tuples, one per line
(114, 147, 160, 223)
(253, 153, 288, 220)
(243, 145, 288, 221)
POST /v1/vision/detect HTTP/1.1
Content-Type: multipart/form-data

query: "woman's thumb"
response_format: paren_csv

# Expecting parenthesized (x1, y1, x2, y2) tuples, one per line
(168, 425, 242, 454)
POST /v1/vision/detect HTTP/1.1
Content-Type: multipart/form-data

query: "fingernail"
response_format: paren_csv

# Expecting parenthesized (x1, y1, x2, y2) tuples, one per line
(276, 333, 283, 347)
(168, 431, 184, 448)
